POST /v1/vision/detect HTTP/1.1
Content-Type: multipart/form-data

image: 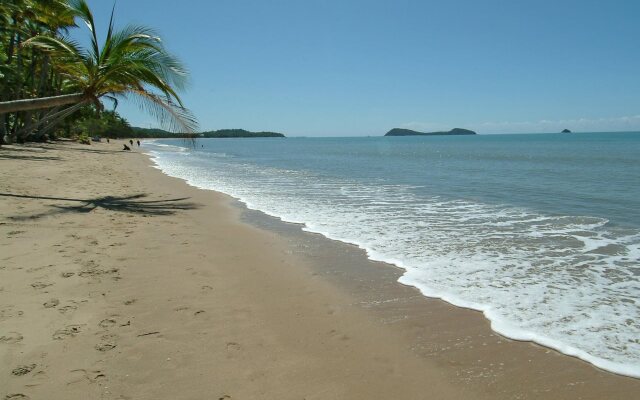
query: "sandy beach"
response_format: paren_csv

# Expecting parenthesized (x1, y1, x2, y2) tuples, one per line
(1, 141, 639, 400)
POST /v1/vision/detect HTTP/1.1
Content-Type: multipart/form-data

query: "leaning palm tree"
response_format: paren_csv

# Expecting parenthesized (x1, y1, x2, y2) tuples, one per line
(0, 0, 197, 133)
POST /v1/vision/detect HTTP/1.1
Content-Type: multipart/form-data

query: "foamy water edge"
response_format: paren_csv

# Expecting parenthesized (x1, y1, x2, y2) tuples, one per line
(143, 144, 640, 379)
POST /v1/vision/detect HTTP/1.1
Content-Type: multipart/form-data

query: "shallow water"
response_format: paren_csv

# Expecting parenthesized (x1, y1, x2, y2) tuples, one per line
(145, 132, 640, 377)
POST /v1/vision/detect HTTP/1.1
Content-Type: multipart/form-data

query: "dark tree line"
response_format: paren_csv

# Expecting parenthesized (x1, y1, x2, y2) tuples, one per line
(0, 0, 196, 145)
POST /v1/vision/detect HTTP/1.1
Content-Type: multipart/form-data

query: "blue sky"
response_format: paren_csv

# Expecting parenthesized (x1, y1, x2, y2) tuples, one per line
(82, 0, 640, 135)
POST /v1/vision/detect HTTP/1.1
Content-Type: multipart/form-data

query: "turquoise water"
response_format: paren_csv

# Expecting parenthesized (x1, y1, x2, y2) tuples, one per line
(146, 132, 640, 377)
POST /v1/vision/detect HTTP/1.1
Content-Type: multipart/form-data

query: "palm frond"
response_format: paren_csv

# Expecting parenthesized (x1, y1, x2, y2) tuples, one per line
(1, 0, 199, 137)
(128, 89, 198, 134)
(69, 0, 100, 63)
(23, 34, 83, 58)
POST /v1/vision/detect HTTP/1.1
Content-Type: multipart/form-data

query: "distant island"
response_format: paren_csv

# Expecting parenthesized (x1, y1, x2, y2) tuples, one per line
(561, 129, 572, 133)
(131, 127, 285, 138)
(385, 128, 476, 136)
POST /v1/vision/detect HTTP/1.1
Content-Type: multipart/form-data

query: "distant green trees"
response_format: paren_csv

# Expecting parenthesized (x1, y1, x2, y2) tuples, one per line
(130, 127, 286, 139)
(0, 0, 196, 145)
(1, 0, 78, 143)
(58, 108, 133, 139)
(130, 127, 178, 138)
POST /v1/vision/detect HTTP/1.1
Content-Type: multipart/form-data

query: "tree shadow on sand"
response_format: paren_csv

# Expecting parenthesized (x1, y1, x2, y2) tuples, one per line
(0, 146, 62, 161)
(1, 193, 200, 220)
(47, 143, 131, 154)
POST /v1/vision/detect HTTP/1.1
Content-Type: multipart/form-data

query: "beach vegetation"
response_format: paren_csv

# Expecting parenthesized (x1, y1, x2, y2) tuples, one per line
(61, 107, 134, 140)
(131, 127, 286, 139)
(0, 0, 197, 145)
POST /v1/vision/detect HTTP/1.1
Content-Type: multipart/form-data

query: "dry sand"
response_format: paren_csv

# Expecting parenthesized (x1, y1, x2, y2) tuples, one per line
(1, 141, 638, 399)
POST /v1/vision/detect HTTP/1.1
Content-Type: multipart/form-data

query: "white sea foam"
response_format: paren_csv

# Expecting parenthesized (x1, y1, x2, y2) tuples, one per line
(144, 142, 640, 378)
(145, 141, 190, 152)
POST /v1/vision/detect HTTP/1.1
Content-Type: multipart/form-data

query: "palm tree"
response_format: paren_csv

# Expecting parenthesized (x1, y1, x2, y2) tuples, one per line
(0, 0, 197, 133)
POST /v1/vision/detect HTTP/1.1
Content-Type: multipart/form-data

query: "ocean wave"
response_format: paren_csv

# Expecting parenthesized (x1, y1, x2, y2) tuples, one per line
(146, 143, 640, 378)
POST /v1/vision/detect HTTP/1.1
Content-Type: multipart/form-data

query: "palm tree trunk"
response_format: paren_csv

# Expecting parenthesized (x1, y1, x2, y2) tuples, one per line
(0, 91, 6, 146)
(6, 18, 17, 63)
(0, 93, 86, 114)
(38, 55, 50, 95)
(15, 33, 23, 98)
(18, 110, 34, 142)
(0, 113, 6, 146)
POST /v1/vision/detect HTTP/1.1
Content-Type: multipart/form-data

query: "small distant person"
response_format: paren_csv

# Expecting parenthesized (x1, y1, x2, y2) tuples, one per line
(106, 138, 110, 143)
(129, 139, 134, 146)
(136, 140, 140, 147)
(123, 144, 131, 151)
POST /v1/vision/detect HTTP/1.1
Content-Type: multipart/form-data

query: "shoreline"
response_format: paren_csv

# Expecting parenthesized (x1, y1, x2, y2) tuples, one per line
(1, 140, 638, 399)
(145, 139, 640, 379)
(144, 140, 640, 390)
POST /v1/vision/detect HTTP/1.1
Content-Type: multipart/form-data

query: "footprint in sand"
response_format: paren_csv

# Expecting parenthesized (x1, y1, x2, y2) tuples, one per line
(98, 318, 117, 329)
(43, 299, 59, 309)
(58, 304, 77, 314)
(52, 325, 82, 340)
(26, 265, 48, 273)
(12, 364, 36, 376)
(95, 343, 116, 352)
(0, 307, 24, 320)
(5, 394, 30, 400)
(201, 285, 213, 291)
(78, 268, 119, 278)
(174, 306, 189, 312)
(226, 342, 241, 352)
(123, 299, 137, 306)
(60, 272, 75, 278)
(0, 332, 23, 344)
(30, 282, 52, 290)
(194, 310, 206, 316)
(67, 369, 106, 385)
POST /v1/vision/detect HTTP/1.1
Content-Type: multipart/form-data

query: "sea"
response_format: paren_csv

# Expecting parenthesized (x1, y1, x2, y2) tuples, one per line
(144, 132, 640, 378)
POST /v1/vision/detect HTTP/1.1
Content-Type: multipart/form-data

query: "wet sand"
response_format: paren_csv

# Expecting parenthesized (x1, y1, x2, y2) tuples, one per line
(1, 140, 638, 399)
